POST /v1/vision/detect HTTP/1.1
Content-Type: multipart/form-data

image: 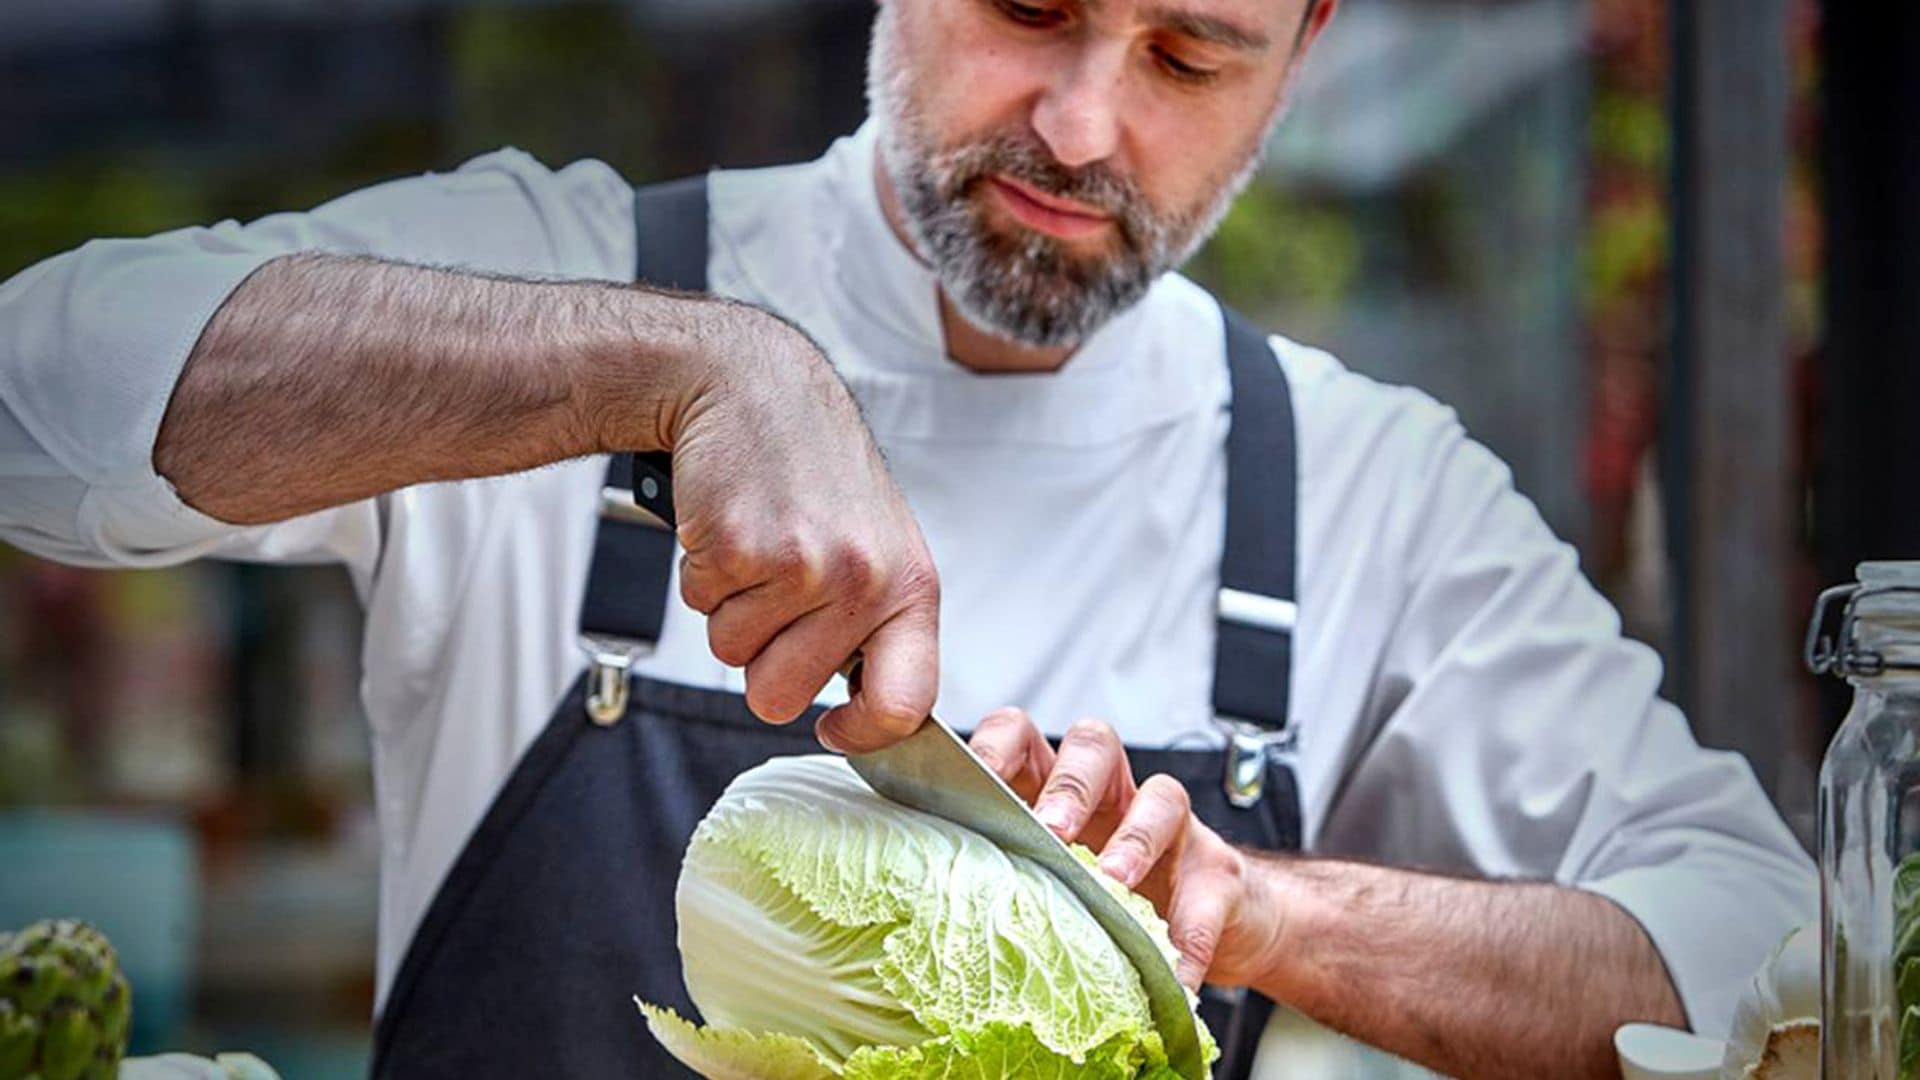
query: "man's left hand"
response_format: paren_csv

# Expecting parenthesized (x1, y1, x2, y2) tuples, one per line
(966, 709, 1282, 990)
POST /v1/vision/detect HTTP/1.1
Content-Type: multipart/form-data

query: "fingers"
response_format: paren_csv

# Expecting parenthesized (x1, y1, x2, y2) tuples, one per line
(1096, 774, 1191, 890)
(813, 605, 938, 754)
(703, 575, 823, 668)
(960, 708, 1240, 993)
(967, 708, 1056, 802)
(676, 503, 940, 748)
(1033, 719, 1134, 842)
(740, 601, 874, 724)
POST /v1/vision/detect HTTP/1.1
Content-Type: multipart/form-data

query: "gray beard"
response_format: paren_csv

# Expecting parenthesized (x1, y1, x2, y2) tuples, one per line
(864, 6, 1262, 349)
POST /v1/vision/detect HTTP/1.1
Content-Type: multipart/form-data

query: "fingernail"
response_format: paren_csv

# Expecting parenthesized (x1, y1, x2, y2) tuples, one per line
(816, 726, 847, 754)
(1098, 853, 1138, 886)
(1035, 801, 1073, 835)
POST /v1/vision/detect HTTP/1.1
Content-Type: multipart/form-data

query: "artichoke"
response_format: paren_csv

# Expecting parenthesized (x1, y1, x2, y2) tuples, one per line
(0, 919, 131, 1080)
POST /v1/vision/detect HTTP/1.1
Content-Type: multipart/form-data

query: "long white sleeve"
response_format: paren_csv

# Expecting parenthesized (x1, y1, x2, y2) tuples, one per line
(1297, 356, 1815, 1036)
(0, 148, 635, 583)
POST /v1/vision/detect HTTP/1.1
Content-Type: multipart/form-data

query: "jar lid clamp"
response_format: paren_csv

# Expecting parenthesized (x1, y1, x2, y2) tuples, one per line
(1805, 582, 1920, 679)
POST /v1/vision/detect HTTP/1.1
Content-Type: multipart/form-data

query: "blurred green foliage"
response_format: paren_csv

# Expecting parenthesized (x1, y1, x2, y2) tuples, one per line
(0, 162, 209, 280)
(1581, 88, 1670, 320)
(1185, 177, 1363, 320)
(448, 6, 664, 177)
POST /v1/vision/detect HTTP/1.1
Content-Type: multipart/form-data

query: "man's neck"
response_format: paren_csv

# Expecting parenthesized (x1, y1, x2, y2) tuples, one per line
(873, 155, 1077, 375)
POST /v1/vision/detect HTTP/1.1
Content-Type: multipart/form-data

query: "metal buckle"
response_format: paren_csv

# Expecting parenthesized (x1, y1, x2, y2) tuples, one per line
(1214, 715, 1296, 809)
(581, 636, 655, 726)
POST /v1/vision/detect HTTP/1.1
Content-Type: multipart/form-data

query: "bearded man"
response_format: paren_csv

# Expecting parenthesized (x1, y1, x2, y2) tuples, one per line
(0, 2, 1812, 1078)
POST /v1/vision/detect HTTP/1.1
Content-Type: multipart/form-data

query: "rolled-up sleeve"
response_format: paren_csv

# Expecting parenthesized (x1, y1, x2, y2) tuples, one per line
(1312, 392, 1815, 1037)
(0, 148, 636, 574)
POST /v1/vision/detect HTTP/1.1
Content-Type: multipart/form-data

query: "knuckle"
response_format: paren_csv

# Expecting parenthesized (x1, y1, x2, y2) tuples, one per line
(704, 528, 755, 579)
(679, 578, 715, 615)
(707, 628, 754, 668)
(1207, 848, 1247, 889)
(769, 537, 816, 587)
(1173, 922, 1220, 965)
(829, 539, 880, 594)
(1105, 824, 1154, 862)
(1041, 770, 1098, 811)
(970, 740, 1002, 770)
(895, 556, 941, 609)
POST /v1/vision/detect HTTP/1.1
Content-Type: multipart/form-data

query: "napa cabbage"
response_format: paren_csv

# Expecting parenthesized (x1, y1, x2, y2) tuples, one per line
(637, 754, 1216, 1079)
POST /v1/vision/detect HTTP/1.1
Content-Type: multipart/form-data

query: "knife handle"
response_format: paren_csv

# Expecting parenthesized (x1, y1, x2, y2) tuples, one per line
(637, 450, 868, 692)
(631, 451, 676, 528)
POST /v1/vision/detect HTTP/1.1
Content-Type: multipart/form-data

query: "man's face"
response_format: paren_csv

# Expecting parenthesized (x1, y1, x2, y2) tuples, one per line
(868, 0, 1322, 348)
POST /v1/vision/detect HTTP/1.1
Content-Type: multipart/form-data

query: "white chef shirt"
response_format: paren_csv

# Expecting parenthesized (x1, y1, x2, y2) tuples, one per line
(0, 120, 1813, 1037)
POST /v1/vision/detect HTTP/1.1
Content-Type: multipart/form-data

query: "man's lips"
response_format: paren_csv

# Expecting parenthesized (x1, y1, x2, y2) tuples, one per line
(986, 175, 1115, 241)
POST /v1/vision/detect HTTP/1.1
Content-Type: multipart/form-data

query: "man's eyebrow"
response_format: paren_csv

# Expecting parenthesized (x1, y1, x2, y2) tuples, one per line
(1139, 5, 1272, 51)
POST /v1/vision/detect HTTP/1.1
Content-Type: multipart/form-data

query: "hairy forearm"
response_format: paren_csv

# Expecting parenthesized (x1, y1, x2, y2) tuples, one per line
(155, 252, 731, 524)
(1246, 856, 1684, 1080)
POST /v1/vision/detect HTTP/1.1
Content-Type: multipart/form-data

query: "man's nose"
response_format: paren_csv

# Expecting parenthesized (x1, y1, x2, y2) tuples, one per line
(1030, 43, 1127, 169)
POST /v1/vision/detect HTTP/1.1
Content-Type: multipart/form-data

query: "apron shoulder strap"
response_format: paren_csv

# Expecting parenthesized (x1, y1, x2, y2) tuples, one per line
(575, 177, 713, 720)
(1214, 305, 1298, 728)
(632, 175, 712, 291)
(1212, 304, 1300, 782)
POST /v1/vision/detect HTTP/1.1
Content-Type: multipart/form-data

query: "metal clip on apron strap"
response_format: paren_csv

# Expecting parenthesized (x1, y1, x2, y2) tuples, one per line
(576, 176, 711, 724)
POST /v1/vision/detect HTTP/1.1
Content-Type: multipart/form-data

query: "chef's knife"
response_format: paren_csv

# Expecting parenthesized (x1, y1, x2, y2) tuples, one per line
(621, 452, 1207, 1078)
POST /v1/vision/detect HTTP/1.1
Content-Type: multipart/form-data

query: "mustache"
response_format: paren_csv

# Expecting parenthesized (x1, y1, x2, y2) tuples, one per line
(932, 133, 1160, 250)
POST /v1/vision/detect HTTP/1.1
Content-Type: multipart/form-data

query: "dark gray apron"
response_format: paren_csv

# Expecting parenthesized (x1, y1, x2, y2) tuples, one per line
(369, 177, 1302, 1079)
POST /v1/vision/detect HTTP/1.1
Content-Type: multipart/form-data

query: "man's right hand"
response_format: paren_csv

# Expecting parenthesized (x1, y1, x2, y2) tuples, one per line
(659, 307, 940, 753)
(157, 254, 939, 752)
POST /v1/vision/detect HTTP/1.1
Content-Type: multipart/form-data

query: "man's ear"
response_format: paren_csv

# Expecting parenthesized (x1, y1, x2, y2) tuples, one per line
(1273, 0, 1338, 122)
(1298, 0, 1338, 56)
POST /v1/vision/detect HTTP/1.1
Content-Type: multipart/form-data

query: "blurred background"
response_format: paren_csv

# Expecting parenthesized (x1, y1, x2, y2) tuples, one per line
(1, 0, 1914, 1073)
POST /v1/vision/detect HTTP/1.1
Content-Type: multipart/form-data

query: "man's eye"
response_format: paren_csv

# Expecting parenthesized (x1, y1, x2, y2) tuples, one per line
(1154, 46, 1220, 85)
(996, 0, 1064, 27)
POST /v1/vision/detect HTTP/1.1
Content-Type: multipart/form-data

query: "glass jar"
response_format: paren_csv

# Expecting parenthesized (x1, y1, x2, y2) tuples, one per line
(1811, 561, 1920, 1078)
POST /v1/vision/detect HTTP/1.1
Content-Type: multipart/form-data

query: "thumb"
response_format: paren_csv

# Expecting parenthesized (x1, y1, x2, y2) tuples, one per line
(1170, 882, 1232, 992)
